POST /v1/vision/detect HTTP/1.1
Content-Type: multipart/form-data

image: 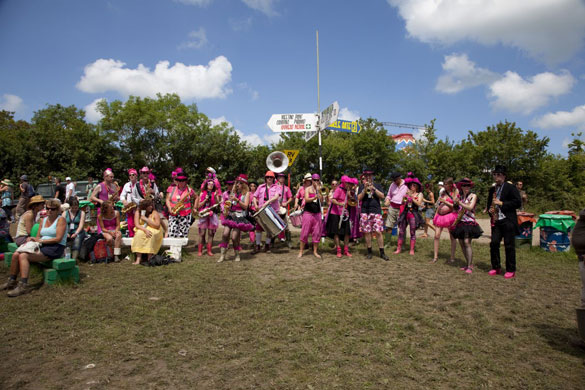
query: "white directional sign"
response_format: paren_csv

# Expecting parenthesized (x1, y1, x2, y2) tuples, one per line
(267, 113, 317, 133)
(319, 101, 339, 129)
(304, 130, 318, 141)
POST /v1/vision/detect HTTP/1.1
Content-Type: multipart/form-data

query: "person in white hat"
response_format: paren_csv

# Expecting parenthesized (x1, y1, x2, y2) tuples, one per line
(65, 177, 75, 203)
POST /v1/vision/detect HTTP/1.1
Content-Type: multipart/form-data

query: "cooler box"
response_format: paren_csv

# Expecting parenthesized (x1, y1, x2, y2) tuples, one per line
(516, 212, 536, 248)
(534, 214, 576, 253)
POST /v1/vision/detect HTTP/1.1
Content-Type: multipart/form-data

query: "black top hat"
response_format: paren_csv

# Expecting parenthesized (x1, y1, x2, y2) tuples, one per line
(493, 165, 507, 175)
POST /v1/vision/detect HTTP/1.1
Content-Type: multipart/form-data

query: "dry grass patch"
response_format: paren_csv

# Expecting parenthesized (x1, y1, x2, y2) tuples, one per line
(1, 235, 584, 389)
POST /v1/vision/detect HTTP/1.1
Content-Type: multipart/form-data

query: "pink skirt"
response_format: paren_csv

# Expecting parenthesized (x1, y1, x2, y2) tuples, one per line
(433, 211, 457, 228)
(198, 213, 219, 230)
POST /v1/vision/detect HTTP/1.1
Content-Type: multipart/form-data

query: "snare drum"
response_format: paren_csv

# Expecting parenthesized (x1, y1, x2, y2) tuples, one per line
(254, 205, 287, 236)
(289, 210, 303, 228)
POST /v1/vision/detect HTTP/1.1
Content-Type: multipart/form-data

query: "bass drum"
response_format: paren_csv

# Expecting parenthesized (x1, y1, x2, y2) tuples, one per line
(289, 210, 303, 228)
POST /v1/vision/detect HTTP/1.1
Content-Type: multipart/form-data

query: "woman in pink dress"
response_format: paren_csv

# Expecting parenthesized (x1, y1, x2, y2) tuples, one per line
(196, 179, 221, 256)
(431, 178, 459, 263)
(98, 200, 122, 262)
(452, 178, 483, 273)
(298, 173, 323, 259)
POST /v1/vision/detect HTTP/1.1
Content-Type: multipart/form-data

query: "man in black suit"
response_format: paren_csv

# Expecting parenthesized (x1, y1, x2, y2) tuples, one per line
(486, 165, 522, 279)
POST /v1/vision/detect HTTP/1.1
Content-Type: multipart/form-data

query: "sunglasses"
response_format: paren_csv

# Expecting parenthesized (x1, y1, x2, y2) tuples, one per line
(461, 184, 470, 187)
(176, 178, 187, 182)
(46, 207, 59, 211)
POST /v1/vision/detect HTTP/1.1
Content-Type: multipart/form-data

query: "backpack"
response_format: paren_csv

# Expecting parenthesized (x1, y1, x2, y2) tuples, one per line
(89, 239, 114, 264)
(144, 254, 177, 267)
(25, 183, 36, 198)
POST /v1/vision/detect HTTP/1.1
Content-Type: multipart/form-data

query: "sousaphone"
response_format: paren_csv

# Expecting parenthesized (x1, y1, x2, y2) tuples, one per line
(266, 151, 289, 174)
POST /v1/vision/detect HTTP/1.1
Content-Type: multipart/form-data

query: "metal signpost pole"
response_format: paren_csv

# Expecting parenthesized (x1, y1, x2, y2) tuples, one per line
(316, 30, 323, 180)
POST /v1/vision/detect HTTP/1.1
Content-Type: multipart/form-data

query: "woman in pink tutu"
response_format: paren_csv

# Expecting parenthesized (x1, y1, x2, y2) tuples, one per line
(431, 178, 459, 263)
(218, 174, 254, 263)
(196, 179, 221, 256)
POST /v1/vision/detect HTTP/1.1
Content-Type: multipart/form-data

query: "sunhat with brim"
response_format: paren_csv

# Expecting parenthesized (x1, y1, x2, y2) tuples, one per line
(140, 166, 150, 173)
(1, 179, 14, 187)
(341, 175, 352, 184)
(265, 171, 275, 178)
(456, 178, 475, 190)
(303, 173, 313, 181)
(28, 195, 45, 208)
(405, 177, 422, 191)
(175, 171, 187, 180)
(311, 173, 320, 180)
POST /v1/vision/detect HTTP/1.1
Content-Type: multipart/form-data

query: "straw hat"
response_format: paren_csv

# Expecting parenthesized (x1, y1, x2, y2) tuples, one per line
(28, 195, 45, 208)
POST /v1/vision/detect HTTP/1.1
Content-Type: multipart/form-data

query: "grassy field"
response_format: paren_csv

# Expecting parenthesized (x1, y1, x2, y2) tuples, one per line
(1, 230, 584, 389)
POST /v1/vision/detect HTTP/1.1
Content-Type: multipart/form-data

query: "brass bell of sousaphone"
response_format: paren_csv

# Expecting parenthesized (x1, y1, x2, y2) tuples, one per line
(266, 151, 289, 174)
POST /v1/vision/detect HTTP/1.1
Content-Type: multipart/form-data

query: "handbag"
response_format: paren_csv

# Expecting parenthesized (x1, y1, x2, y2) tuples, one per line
(17, 241, 41, 254)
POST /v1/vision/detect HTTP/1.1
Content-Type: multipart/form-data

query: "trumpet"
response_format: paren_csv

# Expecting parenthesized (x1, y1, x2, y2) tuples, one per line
(121, 201, 137, 214)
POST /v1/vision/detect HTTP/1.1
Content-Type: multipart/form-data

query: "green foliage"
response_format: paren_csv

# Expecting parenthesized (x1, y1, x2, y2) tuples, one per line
(0, 97, 583, 213)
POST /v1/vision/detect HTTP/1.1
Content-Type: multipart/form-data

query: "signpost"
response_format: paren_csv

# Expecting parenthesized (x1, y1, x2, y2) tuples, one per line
(327, 119, 361, 134)
(283, 150, 300, 166)
(267, 113, 317, 133)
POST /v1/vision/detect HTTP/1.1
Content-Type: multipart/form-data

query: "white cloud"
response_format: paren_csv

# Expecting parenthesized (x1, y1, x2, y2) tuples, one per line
(84, 98, 106, 123)
(533, 104, 585, 130)
(436, 53, 500, 94)
(211, 116, 275, 146)
(77, 56, 232, 100)
(173, 0, 213, 6)
(0, 94, 24, 113)
(562, 137, 571, 149)
(263, 133, 281, 145)
(178, 28, 208, 50)
(238, 82, 259, 100)
(338, 107, 360, 122)
(387, 0, 585, 64)
(229, 17, 253, 32)
(488, 70, 575, 114)
(242, 0, 278, 17)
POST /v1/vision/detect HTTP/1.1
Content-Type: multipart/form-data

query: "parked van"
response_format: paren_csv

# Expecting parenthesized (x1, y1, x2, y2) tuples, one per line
(36, 180, 91, 200)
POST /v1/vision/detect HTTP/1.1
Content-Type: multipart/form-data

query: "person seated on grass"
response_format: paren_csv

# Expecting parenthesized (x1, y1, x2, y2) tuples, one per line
(98, 200, 122, 262)
(1, 198, 67, 297)
(0, 208, 12, 243)
(62, 196, 86, 259)
(13, 195, 45, 246)
(131, 199, 163, 265)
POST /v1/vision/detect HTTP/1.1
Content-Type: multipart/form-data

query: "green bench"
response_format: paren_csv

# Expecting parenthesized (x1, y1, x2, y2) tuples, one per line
(2, 224, 79, 284)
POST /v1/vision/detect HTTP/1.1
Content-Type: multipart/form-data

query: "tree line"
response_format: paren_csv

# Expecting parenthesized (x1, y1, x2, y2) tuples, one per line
(1, 93, 583, 213)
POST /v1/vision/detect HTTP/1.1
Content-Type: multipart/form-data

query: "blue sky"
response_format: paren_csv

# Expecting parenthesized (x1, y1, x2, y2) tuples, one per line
(1, 0, 585, 154)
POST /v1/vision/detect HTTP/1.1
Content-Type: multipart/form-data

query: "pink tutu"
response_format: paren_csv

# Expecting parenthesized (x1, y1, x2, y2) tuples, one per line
(433, 211, 457, 228)
(198, 213, 219, 230)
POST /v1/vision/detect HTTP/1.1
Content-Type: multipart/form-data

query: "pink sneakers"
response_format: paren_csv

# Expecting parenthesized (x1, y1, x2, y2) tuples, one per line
(336, 247, 342, 258)
(488, 269, 502, 276)
(504, 272, 516, 279)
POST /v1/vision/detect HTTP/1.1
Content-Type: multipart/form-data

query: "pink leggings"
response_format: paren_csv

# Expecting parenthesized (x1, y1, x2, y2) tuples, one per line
(300, 212, 322, 244)
(398, 213, 416, 242)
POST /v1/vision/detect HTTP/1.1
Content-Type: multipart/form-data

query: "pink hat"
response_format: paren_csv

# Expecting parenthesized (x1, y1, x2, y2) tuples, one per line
(236, 174, 248, 184)
(311, 173, 320, 180)
(128, 168, 137, 176)
(175, 168, 187, 180)
(350, 177, 359, 185)
(140, 166, 150, 173)
(103, 168, 113, 177)
(341, 175, 351, 184)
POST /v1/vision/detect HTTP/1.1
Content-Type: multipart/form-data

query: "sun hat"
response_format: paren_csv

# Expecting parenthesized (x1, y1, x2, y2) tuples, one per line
(174, 168, 187, 180)
(303, 173, 313, 181)
(341, 175, 352, 184)
(103, 168, 113, 177)
(236, 174, 248, 183)
(28, 195, 45, 208)
(265, 171, 275, 178)
(438, 181, 444, 186)
(311, 173, 320, 180)
(1, 179, 13, 187)
(140, 166, 150, 173)
(128, 168, 137, 176)
(207, 167, 216, 175)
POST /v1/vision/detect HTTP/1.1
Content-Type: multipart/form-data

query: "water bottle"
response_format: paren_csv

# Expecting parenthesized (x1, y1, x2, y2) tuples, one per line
(64, 247, 71, 259)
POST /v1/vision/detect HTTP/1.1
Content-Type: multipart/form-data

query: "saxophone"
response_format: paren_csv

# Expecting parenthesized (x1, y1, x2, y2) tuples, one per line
(108, 182, 120, 202)
(121, 202, 136, 214)
(223, 188, 235, 216)
(489, 191, 497, 226)
(144, 180, 153, 200)
(171, 198, 185, 215)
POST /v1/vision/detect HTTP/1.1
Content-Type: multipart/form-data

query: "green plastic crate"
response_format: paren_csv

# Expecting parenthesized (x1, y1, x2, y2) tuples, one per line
(52, 258, 76, 270)
(7, 242, 18, 253)
(43, 266, 80, 285)
(4, 252, 13, 268)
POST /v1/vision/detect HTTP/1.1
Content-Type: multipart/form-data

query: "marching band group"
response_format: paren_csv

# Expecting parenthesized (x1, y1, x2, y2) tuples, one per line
(2, 150, 527, 296)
